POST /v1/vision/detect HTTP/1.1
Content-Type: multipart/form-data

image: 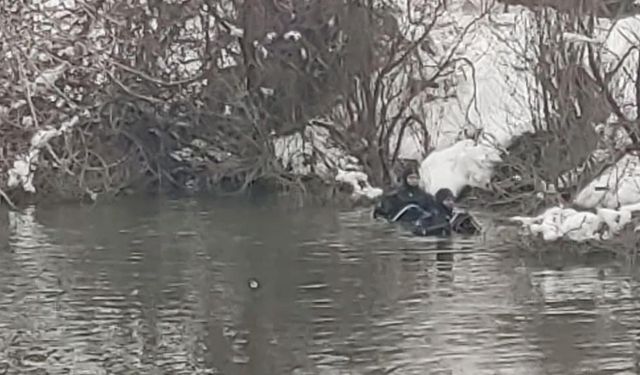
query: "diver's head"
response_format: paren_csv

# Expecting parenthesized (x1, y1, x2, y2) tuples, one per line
(402, 168, 420, 188)
(435, 188, 455, 210)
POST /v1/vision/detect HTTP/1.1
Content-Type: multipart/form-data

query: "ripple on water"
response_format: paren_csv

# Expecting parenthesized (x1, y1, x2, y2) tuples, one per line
(298, 283, 329, 291)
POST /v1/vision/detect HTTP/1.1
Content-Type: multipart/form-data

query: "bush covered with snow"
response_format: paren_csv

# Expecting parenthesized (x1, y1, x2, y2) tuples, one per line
(0, 0, 502, 205)
(3, 0, 640, 220)
(420, 4, 640, 212)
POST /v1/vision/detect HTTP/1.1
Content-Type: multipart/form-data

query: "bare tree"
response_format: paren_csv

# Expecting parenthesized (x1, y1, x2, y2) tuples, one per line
(305, 0, 492, 186)
(0, 0, 491, 204)
(486, 0, 640, 213)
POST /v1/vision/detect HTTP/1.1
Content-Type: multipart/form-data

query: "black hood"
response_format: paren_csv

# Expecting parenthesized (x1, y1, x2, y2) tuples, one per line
(435, 188, 454, 203)
(401, 168, 418, 188)
(435, 188, 455, 214)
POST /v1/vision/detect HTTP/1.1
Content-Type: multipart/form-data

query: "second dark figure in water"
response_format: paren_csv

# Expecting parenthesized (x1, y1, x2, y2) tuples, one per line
(373, 168, 481, 236)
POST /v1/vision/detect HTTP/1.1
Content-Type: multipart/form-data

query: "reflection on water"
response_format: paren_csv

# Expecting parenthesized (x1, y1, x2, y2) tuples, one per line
(0, 197, 639, 374)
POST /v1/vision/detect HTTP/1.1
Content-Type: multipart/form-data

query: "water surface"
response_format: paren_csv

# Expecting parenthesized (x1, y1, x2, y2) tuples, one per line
(0, 197, 639, 374)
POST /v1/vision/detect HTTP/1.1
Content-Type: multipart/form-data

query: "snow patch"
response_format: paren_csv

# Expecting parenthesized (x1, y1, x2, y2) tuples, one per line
(509, 203, 640, 242)
(272, 125, 359, 179)
(283, 30, 302, 41)
(225, 22, 244, 38)
(570, 17, 640, 209)
(169, 138, 232, 164)
(259, 87, 274, 96)
(264, 32, 278, 43)
(31, 63, 69, 94)
(335, 170, 383, 200)
(574, 154, 640, 209)
(419, 10, 537, 149)
(417, 12, 640, 211)
(7, 116, 79, 193)
(272, 126, 384, 201)
(418, 139, 502, 197)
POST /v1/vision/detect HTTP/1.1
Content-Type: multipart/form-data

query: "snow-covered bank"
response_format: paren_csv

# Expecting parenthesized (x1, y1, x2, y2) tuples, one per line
(416, 8, 640, 214)
(574, 154, 640, 209)
(510, 202, 640, 242)
(555, 15, 640, 210)
(420, 9, 538, 149)
(410, 6, 540, 196)
(6, 0, 640, 214)
(335, 170, 383, 200)
(387, 3, 540, 159)
(270, 4, 640, 211)
(272, 125, 382, 200)
(273, 4, 538, 200)
(272, 125, 357, 179)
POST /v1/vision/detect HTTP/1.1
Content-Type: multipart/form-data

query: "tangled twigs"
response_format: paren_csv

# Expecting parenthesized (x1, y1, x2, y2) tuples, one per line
(0, 0, 498, 202)
(106, 71, 164, 104)
(14, 53, 39, 129)
(108, 59, 204, 87)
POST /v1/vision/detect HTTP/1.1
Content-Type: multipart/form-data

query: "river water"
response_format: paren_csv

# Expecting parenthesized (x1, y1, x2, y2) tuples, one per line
(0, 197, 639, 375)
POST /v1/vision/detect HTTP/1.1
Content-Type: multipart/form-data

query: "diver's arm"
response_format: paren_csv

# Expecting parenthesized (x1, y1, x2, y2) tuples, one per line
(373, 191, 401, 219)
(373, 193, 393, 219)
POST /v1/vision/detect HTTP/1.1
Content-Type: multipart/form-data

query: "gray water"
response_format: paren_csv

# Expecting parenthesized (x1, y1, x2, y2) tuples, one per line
(0, 197, 639, 375)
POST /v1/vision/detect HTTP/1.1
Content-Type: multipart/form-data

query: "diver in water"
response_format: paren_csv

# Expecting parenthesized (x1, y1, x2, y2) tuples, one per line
(434, 188, 482, 235)
(374, 170, 482, 237)
(408, 187, 453, 237)
(435, 188, 456, 218)
(373, 168, 452, 236)
(373, 168, 437, 222)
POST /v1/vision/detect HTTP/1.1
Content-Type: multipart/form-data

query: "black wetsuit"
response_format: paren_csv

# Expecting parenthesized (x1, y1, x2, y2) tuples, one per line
(412, 191, 452, 237)
(375, 186, 481, 237)
(434, 188, 482, 235)
(373, 184, 437, 222)
(373, 175, 453, 236)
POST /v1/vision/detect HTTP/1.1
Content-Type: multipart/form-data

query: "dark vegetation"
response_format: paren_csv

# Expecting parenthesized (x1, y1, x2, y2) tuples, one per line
(1, 0, 640, 213)
(467, 0, 640, 215)
(0, 0, 486, 208)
